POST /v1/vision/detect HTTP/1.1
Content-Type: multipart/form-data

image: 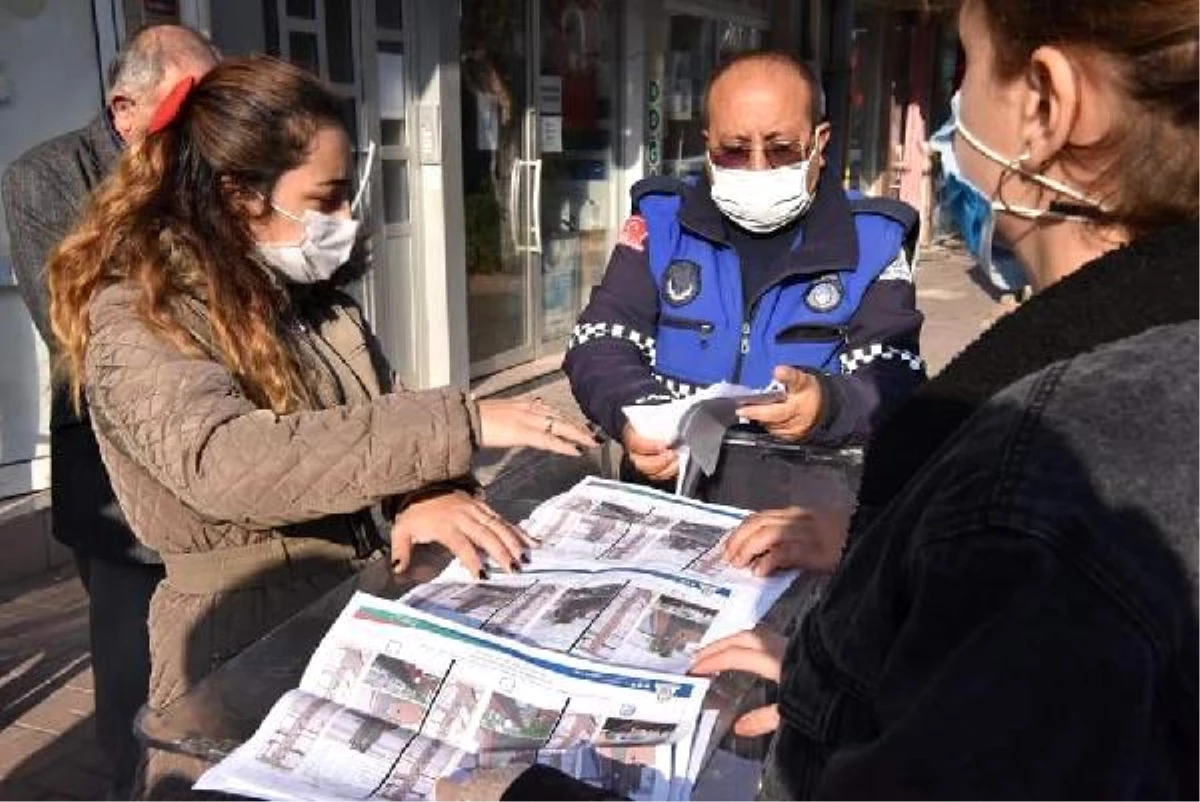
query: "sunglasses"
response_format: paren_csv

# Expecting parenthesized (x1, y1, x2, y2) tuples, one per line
(708, 140, 814, 170)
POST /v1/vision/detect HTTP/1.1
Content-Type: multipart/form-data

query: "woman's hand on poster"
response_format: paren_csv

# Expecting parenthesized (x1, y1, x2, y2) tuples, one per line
(689, 628, 788, 738)
(477, 397, 597, 456)
(723, 506, 850, 576)
(390, 490, 531, 578)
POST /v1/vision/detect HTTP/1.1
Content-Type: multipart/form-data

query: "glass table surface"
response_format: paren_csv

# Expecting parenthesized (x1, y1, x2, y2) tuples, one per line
(135, 496, 831, 799)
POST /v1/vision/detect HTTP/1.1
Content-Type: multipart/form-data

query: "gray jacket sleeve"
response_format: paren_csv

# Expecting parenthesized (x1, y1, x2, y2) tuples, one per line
(2, 156, 81, 347)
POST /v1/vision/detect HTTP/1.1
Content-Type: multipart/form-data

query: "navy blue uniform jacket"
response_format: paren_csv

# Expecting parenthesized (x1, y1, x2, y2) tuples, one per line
(564, 170, 926, 448)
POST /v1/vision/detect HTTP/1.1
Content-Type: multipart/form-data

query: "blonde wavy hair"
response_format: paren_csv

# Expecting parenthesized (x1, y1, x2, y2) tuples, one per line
(49, 56, 347, 413)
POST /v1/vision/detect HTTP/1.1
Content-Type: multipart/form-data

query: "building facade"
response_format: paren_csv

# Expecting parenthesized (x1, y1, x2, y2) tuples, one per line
(842, 0, 960, 240)
(0, 0, 850, 499)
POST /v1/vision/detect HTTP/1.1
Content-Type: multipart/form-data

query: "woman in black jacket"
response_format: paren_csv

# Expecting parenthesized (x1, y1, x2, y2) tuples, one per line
(440, 0, 1198, 798)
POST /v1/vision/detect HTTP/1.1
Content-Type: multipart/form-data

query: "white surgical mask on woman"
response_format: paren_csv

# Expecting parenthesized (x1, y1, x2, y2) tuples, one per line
(257, 204, 360, 284)
(256, 141, 375, 284)
(708, 145, 820, 233)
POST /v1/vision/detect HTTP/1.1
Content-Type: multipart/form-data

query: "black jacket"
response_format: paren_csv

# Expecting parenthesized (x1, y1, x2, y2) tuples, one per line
(767, 223, 1198, 799)
(2, 113, 158, 563)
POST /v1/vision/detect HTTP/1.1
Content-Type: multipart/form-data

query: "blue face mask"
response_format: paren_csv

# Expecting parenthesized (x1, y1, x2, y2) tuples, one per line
(930, 93, 1032, 293)
(929, 92, 996, 264)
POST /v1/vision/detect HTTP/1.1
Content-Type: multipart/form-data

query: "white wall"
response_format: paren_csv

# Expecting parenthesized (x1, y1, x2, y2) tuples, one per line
(0, 0, 105, 497)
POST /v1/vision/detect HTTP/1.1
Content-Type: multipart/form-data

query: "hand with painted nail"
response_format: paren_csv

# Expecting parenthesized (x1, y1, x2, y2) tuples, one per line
(689, 628, 787, 738)
(390, 490, 531, 579)
(722, 506, 850, 576)
(476, 397, 598, 457)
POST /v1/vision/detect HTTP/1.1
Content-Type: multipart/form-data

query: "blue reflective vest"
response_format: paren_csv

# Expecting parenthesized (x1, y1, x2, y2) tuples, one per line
(638, 184, 914, 388)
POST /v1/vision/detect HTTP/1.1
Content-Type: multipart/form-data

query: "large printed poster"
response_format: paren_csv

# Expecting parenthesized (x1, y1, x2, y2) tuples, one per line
(197, 478, 798, 801)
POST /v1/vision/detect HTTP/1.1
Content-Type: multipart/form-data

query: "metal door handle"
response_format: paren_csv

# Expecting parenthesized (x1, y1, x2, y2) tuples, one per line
(508, 157, 524, 253)
(529, 158, 543, 255)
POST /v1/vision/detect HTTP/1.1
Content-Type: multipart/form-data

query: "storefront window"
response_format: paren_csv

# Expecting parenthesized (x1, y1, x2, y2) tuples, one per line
(376, 0, 403, 31)
(325, 0, 355, 83)
(288, 31, 320, 74)
(286, 0, 316, 20)
(658, 16, 763, 180)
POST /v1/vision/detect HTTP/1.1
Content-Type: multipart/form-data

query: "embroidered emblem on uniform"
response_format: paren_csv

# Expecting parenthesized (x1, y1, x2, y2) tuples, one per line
(663, 259, 702, 306)
(618, 215, 648, 251)
(804, 276, 843, 312)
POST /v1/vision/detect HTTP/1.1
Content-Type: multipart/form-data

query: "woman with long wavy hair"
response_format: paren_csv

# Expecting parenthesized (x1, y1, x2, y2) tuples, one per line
(48, 54, 594, 796)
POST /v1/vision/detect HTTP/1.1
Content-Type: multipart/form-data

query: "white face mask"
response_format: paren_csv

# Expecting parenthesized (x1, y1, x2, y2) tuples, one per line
(954, 116, 1107, 222)
(708, 147, 819, 233)
(257, 205, 360, 284)
(256, 140, 376, 284)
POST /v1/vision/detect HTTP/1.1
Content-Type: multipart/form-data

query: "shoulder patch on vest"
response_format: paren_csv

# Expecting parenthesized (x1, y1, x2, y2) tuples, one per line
(662, 259, 702, 306)
(618, 215, 648, 252)
(878, 249, 914, 283)
(805, 275, 845, 312)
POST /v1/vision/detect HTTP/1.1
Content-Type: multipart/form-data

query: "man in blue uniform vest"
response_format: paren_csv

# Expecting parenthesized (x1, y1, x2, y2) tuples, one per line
(564, 51, 926, 509)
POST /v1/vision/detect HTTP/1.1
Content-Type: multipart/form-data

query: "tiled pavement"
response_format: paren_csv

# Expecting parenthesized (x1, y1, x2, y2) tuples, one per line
(0, 567, 106, 800)
(0, 240, 1000, 800)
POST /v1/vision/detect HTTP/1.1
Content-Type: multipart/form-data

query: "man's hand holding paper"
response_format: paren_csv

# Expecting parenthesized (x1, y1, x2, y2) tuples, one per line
(737, 365, 825, 442)
(621, 423, 680, 481)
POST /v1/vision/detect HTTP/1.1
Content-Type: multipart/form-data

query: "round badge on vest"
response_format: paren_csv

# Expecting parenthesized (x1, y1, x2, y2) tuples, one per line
(804, 275, 844, 313)
(663, 259, 703, 306)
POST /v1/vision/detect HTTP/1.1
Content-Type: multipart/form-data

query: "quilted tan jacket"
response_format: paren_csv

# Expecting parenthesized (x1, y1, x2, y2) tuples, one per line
(84, 281, 480, 718)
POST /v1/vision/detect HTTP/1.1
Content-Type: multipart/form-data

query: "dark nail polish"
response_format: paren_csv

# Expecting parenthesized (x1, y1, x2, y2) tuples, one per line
(520, 552, 531, 564)
(509, 561, 521, 573)
(478, 569, 488, 580)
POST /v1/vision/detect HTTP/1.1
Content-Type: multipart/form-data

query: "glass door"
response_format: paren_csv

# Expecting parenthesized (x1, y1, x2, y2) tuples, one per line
(463, 0, 620, 377)
(462, 0, 536, 375)
(536, 0, 619, 347)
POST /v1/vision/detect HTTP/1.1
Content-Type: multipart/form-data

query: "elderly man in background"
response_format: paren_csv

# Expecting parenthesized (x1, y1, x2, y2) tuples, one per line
(1, 24, 218, 796)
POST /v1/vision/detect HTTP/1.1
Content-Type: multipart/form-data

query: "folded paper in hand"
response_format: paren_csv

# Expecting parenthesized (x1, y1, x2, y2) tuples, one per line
(623, 382, 785, 494)
(622, 381, 785, 445)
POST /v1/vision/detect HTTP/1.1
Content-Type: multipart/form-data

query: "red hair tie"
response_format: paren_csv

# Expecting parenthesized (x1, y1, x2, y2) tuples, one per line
(148, 76, 198, 136)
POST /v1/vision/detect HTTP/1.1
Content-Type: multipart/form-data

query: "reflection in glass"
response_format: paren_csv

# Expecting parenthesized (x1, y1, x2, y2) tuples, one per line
(335, 96, 359, 149)
(538, 0, 617, 342)
(288, 31, 320, 75)
(462, 0, 530, 366)
(377, 41, 406, 127)
(381, 159, 409, 224)
(381, 119, 405, 147)
(661, 16, 764, 179)
(263, 0, 280, 53)
(326, 0, 355, 83)
(286, 0, 316, 19)
(376, 0, 403, 31)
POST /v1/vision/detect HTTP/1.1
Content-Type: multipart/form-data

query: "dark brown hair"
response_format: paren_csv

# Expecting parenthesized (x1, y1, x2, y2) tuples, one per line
(970, 0, 1198, 234)
(50, 55, 346, 413)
